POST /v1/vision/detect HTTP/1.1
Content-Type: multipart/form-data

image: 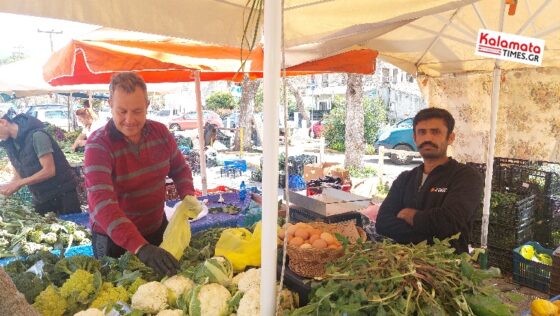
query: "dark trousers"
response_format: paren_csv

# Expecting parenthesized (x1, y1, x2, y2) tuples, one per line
(34, 189, 81, 216)
(92, 217, 168, 259)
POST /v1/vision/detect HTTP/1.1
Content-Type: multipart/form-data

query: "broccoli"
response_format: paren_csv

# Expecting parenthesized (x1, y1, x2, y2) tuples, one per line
(54, 255, 101, 277)
(117, 252, 157, 281)
(3, 259, 28, 274)
(9, 271, 49, 303)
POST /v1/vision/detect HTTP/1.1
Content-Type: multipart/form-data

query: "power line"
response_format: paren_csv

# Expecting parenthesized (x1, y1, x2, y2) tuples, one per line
(37, 29, 63, 52)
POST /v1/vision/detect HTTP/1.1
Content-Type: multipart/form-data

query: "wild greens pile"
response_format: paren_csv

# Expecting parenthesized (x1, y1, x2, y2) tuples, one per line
(290, 235, 515, 316)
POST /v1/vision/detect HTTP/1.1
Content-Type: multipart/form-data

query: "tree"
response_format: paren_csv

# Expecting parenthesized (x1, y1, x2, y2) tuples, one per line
(205, 91, 237, 116)
(286, 78, 310, 124)
(344, 74, 365, 169)
(0, 51, 26, 66)
(235, 77, 261, 151)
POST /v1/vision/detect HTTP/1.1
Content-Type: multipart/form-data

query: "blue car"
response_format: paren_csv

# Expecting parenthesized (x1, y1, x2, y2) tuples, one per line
(374, 118, 418, 164)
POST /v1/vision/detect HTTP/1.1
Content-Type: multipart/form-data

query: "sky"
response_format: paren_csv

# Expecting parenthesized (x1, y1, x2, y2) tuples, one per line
(0, 12, 99, 59)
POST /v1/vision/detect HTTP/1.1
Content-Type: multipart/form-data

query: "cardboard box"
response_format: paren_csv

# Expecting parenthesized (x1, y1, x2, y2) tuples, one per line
(287, 188, 370, 216)
(304, 162, 348, 182)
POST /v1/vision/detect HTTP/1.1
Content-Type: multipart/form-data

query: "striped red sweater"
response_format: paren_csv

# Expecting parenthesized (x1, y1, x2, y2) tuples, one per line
(84, 119, 194, 253)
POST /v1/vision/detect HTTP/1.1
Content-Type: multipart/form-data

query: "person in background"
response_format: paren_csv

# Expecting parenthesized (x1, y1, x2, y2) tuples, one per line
(84, 72, 198, 276)
(0, 114, 81, 215)
(71, 108, 105, 152)
(375, 108, 483, 253)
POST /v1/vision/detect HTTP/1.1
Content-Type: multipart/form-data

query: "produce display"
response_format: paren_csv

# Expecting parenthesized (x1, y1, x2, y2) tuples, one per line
(4, 227, 298, 316)
(529, 298, 560, 316)
(0, 196, 91, 258)
(290, 235, 516, 315)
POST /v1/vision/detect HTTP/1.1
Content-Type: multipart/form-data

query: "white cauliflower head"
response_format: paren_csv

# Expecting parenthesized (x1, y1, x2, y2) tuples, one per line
(189, 283, 231, 316)
(131, 281, 169, 314)
(156, 309, 184, 316)
(234, 268, 261, 293)
(163, 275, 194, 303)
(73, 308, 105, 316)
(236, 287, 260, 316)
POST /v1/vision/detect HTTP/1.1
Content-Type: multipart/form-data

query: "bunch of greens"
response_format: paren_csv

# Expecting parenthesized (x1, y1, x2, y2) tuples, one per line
(208, 205, 241, 215)
(290, 235, 515, 316)
(180, 228, 226, 278)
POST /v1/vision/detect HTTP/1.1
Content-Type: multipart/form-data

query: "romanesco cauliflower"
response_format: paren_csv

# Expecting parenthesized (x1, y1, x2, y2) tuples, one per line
(42, 232, 58, 245)
(33, 285, 67, 316)
(60, 269, 102, 313)
(90, 282, 129, 310)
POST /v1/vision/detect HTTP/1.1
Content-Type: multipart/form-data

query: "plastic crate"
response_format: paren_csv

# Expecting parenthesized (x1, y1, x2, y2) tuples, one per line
(472, 219, 534, 250)
(513, 241, 553, 293)
(466, 162, 486, 178)
(487, 245, 514, 273)
(224, 159, 247, 172)
(534, 217, 560, 249)
(288, 208, 365, 228)
(550, 247, 560, 295)
(474, 193, 535, 226)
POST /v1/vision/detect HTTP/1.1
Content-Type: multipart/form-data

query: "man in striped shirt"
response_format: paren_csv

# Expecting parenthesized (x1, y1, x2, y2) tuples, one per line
(85, 72, 196, 276)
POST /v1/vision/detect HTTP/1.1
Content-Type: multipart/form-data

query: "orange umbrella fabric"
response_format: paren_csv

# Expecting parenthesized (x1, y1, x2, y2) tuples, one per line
(44, 28, 377, 85)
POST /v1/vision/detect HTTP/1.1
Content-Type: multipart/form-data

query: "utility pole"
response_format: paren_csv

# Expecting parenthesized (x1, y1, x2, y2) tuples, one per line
(37, 29, 63, 52)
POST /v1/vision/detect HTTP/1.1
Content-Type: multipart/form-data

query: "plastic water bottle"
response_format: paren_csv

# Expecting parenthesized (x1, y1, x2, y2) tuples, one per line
(239, 181, 247, 201)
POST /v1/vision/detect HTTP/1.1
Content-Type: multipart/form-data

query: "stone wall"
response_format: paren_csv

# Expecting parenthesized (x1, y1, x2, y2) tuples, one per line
(418, 67, 560, 163)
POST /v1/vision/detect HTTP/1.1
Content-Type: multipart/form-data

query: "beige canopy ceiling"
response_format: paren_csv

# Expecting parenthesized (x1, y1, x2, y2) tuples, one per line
(0, 0, 476, 64)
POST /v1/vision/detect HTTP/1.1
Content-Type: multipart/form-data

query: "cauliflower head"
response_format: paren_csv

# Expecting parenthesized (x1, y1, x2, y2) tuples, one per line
(73, 308, 105, 316)
(60, 269, 103, 314)
(233, 268, 260, 293)
(90, 282, 129, 310)
(131, 281, 169, 313)
(163, 275, 194, 304)
(236, 287, 260, 316)
(33, 285, 68, 316)
(156, 309, 184, 316)
(127, 277, 147, 295)
(189, 283, 232, 316)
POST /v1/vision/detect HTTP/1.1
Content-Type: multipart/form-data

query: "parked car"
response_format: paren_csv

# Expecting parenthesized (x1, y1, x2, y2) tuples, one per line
(169, 110, 223, 131)
(25, 104, 71, 131)
(374, 118, 418, 164)
(309, 120, 324, 138)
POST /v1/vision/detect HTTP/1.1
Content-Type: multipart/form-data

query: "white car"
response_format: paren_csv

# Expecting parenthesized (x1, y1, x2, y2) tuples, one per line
(25, 104, 72, 131)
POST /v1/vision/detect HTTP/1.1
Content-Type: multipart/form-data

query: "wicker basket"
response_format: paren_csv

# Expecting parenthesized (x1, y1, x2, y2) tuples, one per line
(285, 221, 361, 278)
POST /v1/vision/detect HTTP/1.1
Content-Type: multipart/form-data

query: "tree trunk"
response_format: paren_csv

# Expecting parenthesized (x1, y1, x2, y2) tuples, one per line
(344, 73, 365, 169)
(234, 77, 261, 151)
(286, 80, 309, 124)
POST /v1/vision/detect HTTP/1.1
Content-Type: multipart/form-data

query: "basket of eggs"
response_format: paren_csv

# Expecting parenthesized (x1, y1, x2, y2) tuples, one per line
(279, 222, 346, 278)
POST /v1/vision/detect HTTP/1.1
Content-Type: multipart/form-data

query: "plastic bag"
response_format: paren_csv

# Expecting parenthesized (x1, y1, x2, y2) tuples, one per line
(160, 195, 202, 260)
(214, 222, 262, 272)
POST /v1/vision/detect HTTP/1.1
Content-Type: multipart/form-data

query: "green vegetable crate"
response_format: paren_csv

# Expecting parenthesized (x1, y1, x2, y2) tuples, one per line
(472, 219, 534, 250)
(550, 246, 560, 295)
(513, 241, 553, 293)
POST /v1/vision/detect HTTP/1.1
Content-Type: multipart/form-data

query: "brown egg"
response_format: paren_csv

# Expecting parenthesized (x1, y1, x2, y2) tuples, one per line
(312, 239, 328, 249)
(289, 236, 304, 247)
(294, 228, 310, 240)
(320, 232, 336, 245)
(287, 225, 298, 237)
(277, 228, 286, 240)
(327, 244, 339, 249)
(311, 228, 323, 236)
(300, 243, 312, 249)
(309, 234, 320, 244)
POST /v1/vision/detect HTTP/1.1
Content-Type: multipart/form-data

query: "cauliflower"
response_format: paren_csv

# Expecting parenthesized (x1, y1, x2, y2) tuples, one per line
(127, 278, 147, 295)
(73, 230, 87, 242)
(60, 269, 102, 313)
(21, 241, 49, 255)
(90, 282, 129, 310)
(189, 283, 231, 316)
(163, 275, 194, 304)
(236, 287, 260, 316)
(33, 285, 68, 316)
(131, 281, 169, 313)
(73, 308, 105, 316)
(43, 232, 58, 245)
(156, 310, 184, 316)
(28, 229, 43, 243)
(49, 223, 65, 233)
(233, 268, 260, 293)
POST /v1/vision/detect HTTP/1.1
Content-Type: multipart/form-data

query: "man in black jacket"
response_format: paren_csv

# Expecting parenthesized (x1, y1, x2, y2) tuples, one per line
(375, 108, 483, 253)
(0, 114, 80, 215)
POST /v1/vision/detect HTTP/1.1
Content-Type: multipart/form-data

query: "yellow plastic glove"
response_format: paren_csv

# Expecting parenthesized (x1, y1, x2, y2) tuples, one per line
(160, 196, 201, 260)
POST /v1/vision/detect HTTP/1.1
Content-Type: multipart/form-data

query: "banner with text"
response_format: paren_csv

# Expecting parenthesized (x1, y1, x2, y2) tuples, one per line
(475, 29, 544, 66)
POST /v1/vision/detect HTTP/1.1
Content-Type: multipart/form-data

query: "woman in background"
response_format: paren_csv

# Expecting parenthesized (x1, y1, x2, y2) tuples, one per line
(71, 108, 105, 152)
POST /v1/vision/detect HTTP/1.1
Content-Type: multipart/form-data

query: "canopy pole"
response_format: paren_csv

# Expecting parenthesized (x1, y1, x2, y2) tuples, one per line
(480, 64, 501, 249)
(194, 71, 208, 195)
(261, 0, 281, 314)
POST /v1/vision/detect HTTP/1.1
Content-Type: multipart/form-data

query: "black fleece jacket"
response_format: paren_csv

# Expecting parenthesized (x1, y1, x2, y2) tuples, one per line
(375, 158, 483, 253)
